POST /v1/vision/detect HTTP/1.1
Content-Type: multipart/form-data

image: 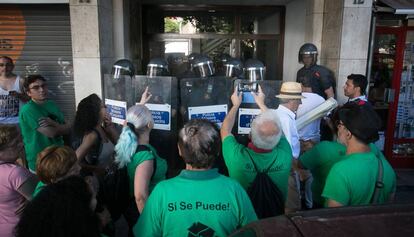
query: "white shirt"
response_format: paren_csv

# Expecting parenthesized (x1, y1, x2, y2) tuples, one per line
(296, 92, 325, 142)
(349, 95, 368, 102)
(276, 104, 300, 159)
(0, 75, 23, 124)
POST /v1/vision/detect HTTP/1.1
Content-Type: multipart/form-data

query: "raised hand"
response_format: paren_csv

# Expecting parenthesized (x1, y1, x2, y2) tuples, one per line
(139, 86, 152, 105)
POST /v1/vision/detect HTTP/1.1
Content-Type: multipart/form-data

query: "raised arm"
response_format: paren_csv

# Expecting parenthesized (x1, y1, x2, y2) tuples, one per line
(220, 87, 242, 140)
(134, 160, 154, 213)
(252, 85, 268, 112)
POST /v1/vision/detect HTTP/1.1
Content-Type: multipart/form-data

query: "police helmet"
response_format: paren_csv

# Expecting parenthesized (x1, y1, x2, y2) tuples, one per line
(146, 58, 169, 77)
(187, 53, 201, 69)
(112, 59, 135, 80)
(191, 55, 215, 78)
(224, 58, 243, 78)
(298, 43, 318, 64)
(244, 59, 266, 81)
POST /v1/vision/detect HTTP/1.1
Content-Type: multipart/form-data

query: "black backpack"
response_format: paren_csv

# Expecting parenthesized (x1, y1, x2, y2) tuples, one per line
(246, 152, 285, 219)
(99, 145, 154, 221)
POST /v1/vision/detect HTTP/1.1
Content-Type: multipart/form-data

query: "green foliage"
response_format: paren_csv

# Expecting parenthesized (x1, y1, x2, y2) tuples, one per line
(165, 17, 180, 33)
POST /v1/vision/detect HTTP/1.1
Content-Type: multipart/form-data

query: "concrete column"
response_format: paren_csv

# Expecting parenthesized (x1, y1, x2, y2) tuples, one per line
(320, 0, 372, 104)
(69, 0, 114, 105)
(305, 0, 325, 51)
(283, 0, 306, 82)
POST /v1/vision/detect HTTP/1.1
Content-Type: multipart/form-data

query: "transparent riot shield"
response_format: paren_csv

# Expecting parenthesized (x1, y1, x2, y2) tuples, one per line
(134, 75, 179, 176)
(103, 74, 134, 125)
(180, 76, 233, 175)
(233, 79, 282, 145)
(179, 76, 233, 126)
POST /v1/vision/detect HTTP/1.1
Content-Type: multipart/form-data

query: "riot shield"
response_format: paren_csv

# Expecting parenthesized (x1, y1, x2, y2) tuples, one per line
(103, 74, 134, 125)
(180, 76, 233, 175)
(179, 76, 233, 126)
(134, 75, 179, 176)
(233, 79, 282, 145)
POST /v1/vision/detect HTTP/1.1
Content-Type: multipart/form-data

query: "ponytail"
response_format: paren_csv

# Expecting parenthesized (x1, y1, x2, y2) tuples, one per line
(114, 126, 138, 168)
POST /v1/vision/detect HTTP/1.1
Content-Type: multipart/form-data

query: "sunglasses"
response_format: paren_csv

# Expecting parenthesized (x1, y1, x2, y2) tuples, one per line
(0, 63, 13, 67)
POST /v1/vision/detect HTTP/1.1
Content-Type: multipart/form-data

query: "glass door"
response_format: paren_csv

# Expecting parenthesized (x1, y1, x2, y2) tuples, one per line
(392, 29, 414, 162)
(370, 26, 414, 167)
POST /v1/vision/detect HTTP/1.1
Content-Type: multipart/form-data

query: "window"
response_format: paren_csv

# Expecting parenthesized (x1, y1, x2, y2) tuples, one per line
(142, 5, 284, 80)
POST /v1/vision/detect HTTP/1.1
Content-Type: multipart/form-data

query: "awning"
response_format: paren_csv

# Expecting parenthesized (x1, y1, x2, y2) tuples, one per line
(380, 0, 414, 14)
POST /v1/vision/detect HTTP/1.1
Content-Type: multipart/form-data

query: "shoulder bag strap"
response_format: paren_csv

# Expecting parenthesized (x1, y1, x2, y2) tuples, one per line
(246, 151, 278, 174)
(370, 155, 384, 204)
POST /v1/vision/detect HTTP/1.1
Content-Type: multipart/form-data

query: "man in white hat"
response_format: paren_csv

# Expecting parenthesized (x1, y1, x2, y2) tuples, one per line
(275, 81, 305, 213)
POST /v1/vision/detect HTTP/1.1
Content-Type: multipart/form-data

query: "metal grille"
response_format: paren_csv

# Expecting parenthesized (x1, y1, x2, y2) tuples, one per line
(0, 4, 75, 120)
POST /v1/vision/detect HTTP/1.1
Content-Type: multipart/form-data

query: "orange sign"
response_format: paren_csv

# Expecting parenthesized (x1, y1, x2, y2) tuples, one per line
(0, 6, 26, 62)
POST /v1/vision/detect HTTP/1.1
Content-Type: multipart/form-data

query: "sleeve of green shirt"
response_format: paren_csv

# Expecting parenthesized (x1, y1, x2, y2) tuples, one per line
(322, 165, 349, 206)
(299, 144, 320, 170)
(222, 136, 245, 168)
(20, 106, 41, 130)
(133, 185, 163, 237)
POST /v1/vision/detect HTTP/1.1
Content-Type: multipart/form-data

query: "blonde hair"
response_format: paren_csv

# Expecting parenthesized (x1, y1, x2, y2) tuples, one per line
(36, 145, 78, 184)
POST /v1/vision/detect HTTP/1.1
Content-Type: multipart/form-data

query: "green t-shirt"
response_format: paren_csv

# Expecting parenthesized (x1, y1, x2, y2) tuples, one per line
(133, 169, 257, 237)
(299, 141, 347, 206)
(222, 135, 292, 200)
(322, 144, 396, 206)
(19, 100, 65, 171)
(32, 181, 45, 197)
(127, 144, 167, 197)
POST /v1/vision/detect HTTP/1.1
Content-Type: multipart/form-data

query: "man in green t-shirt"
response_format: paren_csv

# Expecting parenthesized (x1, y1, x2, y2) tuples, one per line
(19, 75, 70, 171)
(134, 119, 257, 237)
(299, 141, 347, 207)
(322, 103, 396, 207)
(220, 87, 292, 201)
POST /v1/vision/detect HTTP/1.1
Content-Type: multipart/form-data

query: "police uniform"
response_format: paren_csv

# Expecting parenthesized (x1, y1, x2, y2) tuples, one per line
(296, 64, 336, 99)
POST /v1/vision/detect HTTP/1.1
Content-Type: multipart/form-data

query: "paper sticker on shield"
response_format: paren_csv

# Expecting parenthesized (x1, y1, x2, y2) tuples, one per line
(238, 108, 261, 134)
(105, 99, 127, 125)
(144, 103, 171, 131)
(188, 104, 228, 128)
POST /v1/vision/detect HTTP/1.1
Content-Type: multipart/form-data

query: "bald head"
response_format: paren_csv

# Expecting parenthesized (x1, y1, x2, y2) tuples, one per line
(251, 110, 282, 150)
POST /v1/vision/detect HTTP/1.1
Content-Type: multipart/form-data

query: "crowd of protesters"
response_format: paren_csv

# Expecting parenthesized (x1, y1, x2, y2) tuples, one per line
(0, 51, 397, 237)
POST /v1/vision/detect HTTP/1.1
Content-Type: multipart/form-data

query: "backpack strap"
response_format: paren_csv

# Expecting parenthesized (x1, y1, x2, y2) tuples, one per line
(246, 151, 278, 174)
(370, 154, 384, 204)
(136, 145, 157, 180)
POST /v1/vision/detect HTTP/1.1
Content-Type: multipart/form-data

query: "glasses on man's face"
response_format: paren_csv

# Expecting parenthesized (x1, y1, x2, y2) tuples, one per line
(0, 63, 12, 67)
(29, 84, 47, 91)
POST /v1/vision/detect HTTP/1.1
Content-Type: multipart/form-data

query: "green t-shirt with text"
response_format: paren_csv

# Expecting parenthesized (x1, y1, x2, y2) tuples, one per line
(19, 100, 65, 171)
(299, 141, 347, 206)
(222, 135, 292, 200)
(127, 144, 167, 196)
(322, 145, 396, 206)
(133, 169, 257, 237)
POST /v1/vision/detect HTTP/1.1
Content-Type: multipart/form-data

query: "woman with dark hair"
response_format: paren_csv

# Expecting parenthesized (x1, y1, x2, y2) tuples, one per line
(322, 103, 396, 207)
(0, 125, 37, 237)
(74, 94, 119, 171)
(15, 176, 101, 237)
(114, 88, 167, 231)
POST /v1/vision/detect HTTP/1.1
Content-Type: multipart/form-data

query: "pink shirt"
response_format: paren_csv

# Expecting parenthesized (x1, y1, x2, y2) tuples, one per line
(0, 163, 33, 237)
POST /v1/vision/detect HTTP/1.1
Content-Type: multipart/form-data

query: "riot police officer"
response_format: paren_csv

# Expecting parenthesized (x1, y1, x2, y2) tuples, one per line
(296, 43, 335, 99)
(147, 58, 169, 77)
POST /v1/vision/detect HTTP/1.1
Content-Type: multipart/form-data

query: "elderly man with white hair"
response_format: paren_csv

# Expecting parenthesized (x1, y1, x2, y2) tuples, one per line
(220, 86, 292, 216)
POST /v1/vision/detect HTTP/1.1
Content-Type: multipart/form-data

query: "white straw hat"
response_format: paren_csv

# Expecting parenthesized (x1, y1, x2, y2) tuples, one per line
(275, 82, 305, 99)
